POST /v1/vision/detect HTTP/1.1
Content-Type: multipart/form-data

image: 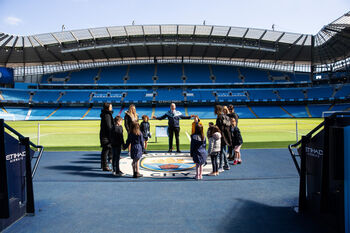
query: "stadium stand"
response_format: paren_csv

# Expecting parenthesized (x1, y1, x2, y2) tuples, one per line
(98, 66, 128, 84)
(211, 65, 241, 83)
(183, 64, 211, 83)
(156, 64, 183, 83)
(128, 65, 155, 84)
(251, 106, 291, 118)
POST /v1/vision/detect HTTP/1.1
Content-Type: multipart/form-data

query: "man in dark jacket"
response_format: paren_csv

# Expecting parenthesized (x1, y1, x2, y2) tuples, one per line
(153, 103, 193, 153)
(100, 103, 114, 171)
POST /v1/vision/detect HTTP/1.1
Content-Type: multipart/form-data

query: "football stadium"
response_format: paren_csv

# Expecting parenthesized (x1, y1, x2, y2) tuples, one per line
(1, 5, 350, 233)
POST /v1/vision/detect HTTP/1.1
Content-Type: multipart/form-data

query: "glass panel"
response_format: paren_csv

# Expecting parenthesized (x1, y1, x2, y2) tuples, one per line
(28, 36, 40, 47)
(15, 36, 23, 47)
(211, 26, 230, 36)
(160, 25, 177, 35)
(245, 28, 265, 39)
(1, 36, 16, 47)
(53, 31, 76, 42)
(178, 25, 195, 35)
(143, 25, 160, 35)
(125, 25, 143, 36)
(279, 33, 302, 44)
(262, 30, 283, 42)
(71, 29, 92, 40)
(35, 33, 58, 45)
(195, 25, 212, 36)
(107, 26, 127, 37)
(90, 27, 109, 38)
(23, 36, 32, 47)
(228, 27, 247, 38)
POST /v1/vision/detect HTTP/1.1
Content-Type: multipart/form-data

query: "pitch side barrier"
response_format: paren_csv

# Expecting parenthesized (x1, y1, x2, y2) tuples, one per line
(288, 112, 350, 233)
(0, 119, 44, 231)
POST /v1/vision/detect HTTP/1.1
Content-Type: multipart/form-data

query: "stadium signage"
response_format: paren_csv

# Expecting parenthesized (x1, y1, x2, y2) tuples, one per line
(305, 146, 323, 158)
(6, 151, 26, 163)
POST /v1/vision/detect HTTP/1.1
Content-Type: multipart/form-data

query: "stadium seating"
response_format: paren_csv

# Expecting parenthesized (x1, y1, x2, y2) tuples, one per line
(308, 104, 331, 117)
(68, 69, 98, 84)
(277, 88, 305, 100)
(156, 64, 183, 83)
(211, 65, 241, 83)
(183, 64, 211, 83)
(306, 86, 333, 99)
(283, 105, 309, 118)
(1, 89, 30, 102)
(32, 91, 60, 103)
(98, 66, 128, 84)
(128, 65, 154, 83)
(156, 89, 184, 102)
(247, 89, 277, 100)
(251, 106, 291, 118)
(239, 68, 269, 83)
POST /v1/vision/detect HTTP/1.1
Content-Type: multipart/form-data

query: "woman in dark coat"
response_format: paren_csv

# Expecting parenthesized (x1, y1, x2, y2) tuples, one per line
(140, 115, 151, 154)
(215, 105, 231, 171)
(190, 124, 207, 180)
(100, 103, 114, 171)
(123, 122, 144, 178)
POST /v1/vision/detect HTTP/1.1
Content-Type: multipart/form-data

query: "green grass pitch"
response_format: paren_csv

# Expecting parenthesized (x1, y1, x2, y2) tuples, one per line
(4, 118, 323, 151)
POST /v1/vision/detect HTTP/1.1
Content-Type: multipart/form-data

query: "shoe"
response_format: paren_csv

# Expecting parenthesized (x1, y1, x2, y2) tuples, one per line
(237, 160, 242, 164)
(176, 150, 182, 153)
(103, 167, 112, 171)
(223, 165, 230, 170)
(233, 160, 238, 165)
(113, 172, 121, 177)
(208, 172, 216, 176)
(215, 172, 219, 176)
(119, 171, 124, 176)
(218, 168, 224, 172)
(228, 157, 234, 161)
(143, 150, 148, 154)
(167, 149, 172, 153)
(133, 172, 143, 178)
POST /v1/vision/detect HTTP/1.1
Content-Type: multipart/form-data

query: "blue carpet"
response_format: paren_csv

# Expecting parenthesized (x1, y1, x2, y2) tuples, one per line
(4, 149, 332, 233)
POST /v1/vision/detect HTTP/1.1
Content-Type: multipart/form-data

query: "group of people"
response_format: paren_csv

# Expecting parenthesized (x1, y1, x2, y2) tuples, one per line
(99, 103, 151, 178)
(190, 104, 243, 179)
(99, 102, 243, 179)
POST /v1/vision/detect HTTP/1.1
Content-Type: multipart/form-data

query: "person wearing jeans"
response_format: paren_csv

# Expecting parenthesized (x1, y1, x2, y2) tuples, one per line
(207, 125, 221, 176)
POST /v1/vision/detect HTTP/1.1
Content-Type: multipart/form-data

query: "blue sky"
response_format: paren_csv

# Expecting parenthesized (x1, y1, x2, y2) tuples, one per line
(0, 0, 349, 36)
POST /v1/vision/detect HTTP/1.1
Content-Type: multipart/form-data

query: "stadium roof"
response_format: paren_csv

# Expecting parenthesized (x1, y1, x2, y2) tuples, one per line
(0, 11, 349, 68)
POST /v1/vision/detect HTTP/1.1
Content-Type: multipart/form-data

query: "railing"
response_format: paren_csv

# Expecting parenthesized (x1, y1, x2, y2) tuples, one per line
(3, 122, 44, 178)
(288, 111, 350, 213)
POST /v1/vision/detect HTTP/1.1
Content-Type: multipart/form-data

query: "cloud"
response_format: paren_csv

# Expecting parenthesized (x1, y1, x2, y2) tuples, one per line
(4, 16, 22, 26)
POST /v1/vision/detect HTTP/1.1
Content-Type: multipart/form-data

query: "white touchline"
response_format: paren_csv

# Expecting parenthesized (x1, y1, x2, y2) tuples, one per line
(185, 132, 191, 142)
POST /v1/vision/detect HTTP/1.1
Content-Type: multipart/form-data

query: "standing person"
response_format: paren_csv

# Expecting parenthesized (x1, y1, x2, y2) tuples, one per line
(230, 117, 243, 165)
(124, 104, 139, 152)
(227, 104, 239, 161)
(190, 124, 207, 180)
(207, 125, 221, 176)
(124, 104, 139, 133)
(207, 122, 214, 138)
(140, 115, 151, 154)
(228, 104, 239, 124)
(215, 105, 231, 171)
(152, 103, 193, 153)
(111, 116, 125, 176)
(99, 103, 114, 171)
(191, 115, 202, 135)
(123, 122, 144, 178)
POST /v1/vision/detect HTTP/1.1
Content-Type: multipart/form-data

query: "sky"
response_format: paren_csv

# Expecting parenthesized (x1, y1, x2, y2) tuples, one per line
(0, 0, 349, 36)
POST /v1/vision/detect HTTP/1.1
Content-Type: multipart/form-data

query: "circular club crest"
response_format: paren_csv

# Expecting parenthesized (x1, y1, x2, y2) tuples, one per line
(119, 152, 212, 178)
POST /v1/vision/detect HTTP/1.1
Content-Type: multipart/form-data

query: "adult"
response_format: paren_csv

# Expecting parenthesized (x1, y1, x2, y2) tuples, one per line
(227, 104, 239, 160)
(99, 103, 114, 171)
(152, 103, 193, 153)
(215, 105, 231, 171)
(124, 104, 139, 133)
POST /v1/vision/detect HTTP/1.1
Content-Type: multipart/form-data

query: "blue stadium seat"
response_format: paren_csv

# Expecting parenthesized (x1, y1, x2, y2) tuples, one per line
(128, 65, 154, 83)
(98, 66, 128, 84)
(183, 64, 211, 83)
(211, 65, 241, 83)
(157, 64, 183, 83)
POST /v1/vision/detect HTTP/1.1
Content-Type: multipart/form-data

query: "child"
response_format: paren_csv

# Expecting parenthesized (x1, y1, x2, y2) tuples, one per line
(191, 115, 202, 135)
(190, 124, 208, 180)
(207, 125, 221, 176)
(230, 118, 243, 165)
(207, 122, 214, 138)
(111, 116, 125, 176)
(123, 122, 144, 178)
(140, 115, 151, 154)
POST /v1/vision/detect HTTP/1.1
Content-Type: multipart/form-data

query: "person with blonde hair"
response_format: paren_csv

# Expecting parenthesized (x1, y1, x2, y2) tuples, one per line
(124, 104, 139, 133)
